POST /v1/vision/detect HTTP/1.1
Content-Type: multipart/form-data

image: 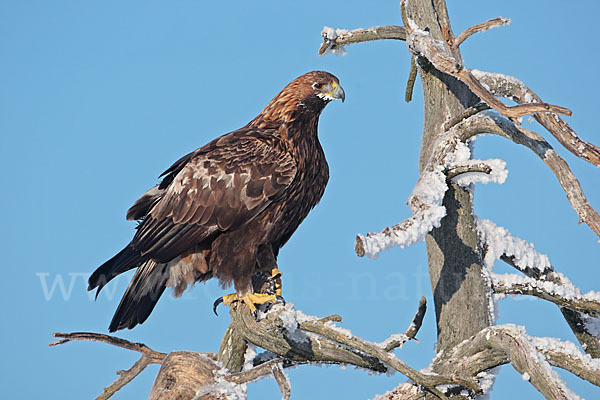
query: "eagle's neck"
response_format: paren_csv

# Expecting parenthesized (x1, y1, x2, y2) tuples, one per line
(249, 91, 327, 132)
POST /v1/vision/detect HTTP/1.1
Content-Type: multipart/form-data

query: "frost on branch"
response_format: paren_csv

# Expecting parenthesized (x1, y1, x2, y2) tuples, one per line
(492, 273, 600, 311)
(475, 217, 552, 275)
(355, 167, 447, 259)
(356, 135, 508, 259)
(321, 26, 350, 55)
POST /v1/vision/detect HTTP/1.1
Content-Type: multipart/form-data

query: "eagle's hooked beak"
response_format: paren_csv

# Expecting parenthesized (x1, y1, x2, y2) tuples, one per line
(330, 82, 345, 103)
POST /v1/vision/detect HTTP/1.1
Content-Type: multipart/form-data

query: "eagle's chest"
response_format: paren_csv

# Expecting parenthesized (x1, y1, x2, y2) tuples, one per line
(271, 150, 329, 241)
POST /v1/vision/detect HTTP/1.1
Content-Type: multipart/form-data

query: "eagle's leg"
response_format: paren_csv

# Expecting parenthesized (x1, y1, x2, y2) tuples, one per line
(213, 269, 284, 315)
(271, 268, 282, 297)
(255, 245, 283, 297)
(213, 247, 284, 315)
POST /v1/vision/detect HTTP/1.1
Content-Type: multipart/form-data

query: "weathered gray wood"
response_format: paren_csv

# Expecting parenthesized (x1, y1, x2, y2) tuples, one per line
(407, 0, 491, 355)
(148, 351, 222, 400)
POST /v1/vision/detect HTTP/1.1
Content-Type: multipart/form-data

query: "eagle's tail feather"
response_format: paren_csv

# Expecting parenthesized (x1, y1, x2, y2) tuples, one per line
(108, 260, 169, 332)
(88, 245, 141, 296)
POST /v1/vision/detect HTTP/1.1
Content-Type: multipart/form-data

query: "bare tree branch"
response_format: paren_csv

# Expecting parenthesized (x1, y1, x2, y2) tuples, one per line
(270, 362, 291, 400)
(51, 332, 167, 362)
(561, 308, 600, 359)
(319, 25, 406, 55)
(473, 70, 600, 166)
(540, 347, 600, 387)
(405, 55, 418, 103)
(441, 102, 490, 132)
(498, 256, 600, 358)
(455, 112, 600, 238)
(480, 221, 600, 359)
(446, 163, 492, 181)
(403, 17, 571, 121)
(51, 332, 168, 400)
(439, 326, 583, 400)
(455, 17, 511, 46)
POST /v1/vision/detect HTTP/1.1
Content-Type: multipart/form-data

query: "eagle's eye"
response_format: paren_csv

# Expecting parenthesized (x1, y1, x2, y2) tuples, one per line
(312, 82, 323, 90)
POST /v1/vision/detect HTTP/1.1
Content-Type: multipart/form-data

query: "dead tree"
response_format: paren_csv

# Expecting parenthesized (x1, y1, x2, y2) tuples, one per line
(51, 1, 600, 399)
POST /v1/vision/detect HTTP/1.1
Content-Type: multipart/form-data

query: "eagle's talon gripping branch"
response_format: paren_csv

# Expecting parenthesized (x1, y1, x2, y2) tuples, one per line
(213, 293, 282, 316)
(213, 268, 285, 316)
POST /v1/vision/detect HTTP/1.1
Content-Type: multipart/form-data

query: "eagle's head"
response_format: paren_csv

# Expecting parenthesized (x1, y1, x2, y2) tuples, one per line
(289, 70, 345, 107)
(254, 71, 345, 125)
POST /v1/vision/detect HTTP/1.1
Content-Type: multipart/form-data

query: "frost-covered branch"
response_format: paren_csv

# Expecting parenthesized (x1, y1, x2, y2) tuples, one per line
(478, 217, 600, 359)
(355, 115, 508, 259)
(400, 1, 571, 122)
(225, 302, 473, 399)
(561, 309, 600, 359)
(473, 70, 600, 167)
(319, 25, 406, 56)
(445, 163, 492, 180)
(531, 336, 600, 387)
(492, 273, 600, 315)
(462, 112, 600, 238)
(437, 325, 585, 400)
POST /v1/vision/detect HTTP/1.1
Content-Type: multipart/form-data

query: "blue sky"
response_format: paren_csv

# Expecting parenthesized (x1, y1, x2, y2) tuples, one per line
(1, 1, 598, 399)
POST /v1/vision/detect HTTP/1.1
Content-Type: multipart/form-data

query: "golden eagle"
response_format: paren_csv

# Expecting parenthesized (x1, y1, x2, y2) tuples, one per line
(88, 71, 345, 332)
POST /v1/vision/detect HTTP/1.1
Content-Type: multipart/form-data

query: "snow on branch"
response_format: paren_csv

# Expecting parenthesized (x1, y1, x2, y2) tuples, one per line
(477, 216, 600, 358)
(224, 301, 474, 399)
(530, 335, 600, 387)
(455, 112, 600, 238)
(473, 70, 600, 167)
(355, 120, 508, 259)
(377, 296, 427, 352)
(475, 217, 552, 275)
(400, 5, 571, 122)
(319, 25, 406, 56)
(437, 324, 589, 400)
(52, 299, 461, 400)
(492, 273, 600, 315)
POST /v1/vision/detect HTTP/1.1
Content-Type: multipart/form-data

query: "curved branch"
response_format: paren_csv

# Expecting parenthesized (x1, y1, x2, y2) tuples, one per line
(446, 163, 492, 180)
(405, 28, 571, 121)
(492, 273, 600, 315)
(458, 112, 600, 238)
(438, 326, 582, 400)
(225, 302, 487, 399)
(319, 25, 406, 55)
(228, 303, 388, 372)
(51, 332, 167, 362)
(455, 17, 511, 46)
(473, 70, 600, 166)
(378, 296, 427, 351)
(540, 348, 600, 387)
(51, 332, 168, 400)
(480, 219, 600, 358)
(299, 318, 474, 397)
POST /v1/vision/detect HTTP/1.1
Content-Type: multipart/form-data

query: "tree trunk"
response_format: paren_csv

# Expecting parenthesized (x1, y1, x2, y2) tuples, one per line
(407, 0, 491, 355)
(148, 351, 222, 400)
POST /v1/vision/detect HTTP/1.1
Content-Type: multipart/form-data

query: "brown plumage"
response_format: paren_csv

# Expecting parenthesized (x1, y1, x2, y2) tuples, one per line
(88, 71, 345, 332)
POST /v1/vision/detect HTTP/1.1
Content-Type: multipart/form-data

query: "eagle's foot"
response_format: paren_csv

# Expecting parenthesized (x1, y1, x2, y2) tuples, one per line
(271, 268, 282, 297)
(213, 292, 284, 316)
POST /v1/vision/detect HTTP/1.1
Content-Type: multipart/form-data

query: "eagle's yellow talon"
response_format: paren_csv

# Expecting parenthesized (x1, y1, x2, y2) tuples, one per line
(220, 293, 240, 306)
(272, 268, 283, 296)
(213, 292, 280, 315)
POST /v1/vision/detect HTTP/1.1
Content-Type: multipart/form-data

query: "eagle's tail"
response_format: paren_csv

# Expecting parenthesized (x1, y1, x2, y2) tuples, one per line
(88, 245, 141, 297)
(109, 260, 169, 332)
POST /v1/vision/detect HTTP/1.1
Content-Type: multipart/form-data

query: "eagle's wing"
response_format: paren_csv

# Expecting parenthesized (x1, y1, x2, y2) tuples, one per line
(131, 133, 297, 263)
